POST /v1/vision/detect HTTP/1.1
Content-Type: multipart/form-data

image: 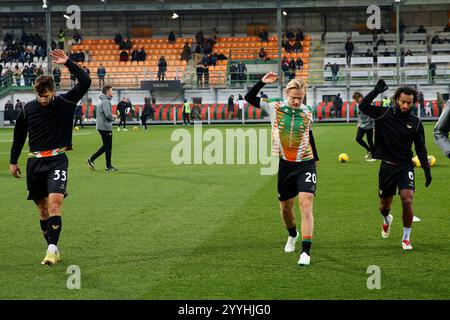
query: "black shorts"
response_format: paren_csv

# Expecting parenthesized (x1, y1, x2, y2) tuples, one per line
(26, 153, 69, 201)
(378, 161, 415, 198)
(277, 158, 317, 201)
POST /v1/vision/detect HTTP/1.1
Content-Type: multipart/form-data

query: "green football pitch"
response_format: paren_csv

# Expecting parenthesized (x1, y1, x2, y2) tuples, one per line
(0, 122, 448, 300)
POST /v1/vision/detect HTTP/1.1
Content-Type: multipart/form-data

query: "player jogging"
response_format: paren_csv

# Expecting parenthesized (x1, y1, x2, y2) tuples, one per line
(359, 80, 432, 250)
(10, 49, 91, 266)
(245, 72, 319, 266)
(353, 92, 376, 162)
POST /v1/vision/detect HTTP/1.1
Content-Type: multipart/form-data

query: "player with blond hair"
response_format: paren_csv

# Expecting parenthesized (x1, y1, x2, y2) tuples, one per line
(245, 72, 319, 266)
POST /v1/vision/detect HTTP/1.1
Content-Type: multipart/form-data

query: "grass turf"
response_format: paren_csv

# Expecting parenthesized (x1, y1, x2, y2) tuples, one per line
(0, 122, 448, 300)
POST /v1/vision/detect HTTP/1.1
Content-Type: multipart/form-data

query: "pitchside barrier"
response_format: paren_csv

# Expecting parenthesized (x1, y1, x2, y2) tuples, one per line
(75, 100, 444, 126)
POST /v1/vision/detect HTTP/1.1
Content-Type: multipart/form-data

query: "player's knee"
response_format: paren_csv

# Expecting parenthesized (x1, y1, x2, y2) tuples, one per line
(400, 196, 413, 208)
(47, 201, 62, 215)
(299, 198, 313, 213)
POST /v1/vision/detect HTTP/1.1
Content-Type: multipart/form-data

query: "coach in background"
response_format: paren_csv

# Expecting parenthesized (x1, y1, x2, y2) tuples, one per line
(86, 86, 118, 172)
(358, 79, 431, 251)
(434, 101, 450, 158)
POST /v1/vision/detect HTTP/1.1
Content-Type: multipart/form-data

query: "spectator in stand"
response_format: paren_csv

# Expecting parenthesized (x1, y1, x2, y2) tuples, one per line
(365, 49, 374, 57)
(416, 25, 427, 33)
(131, 48, 139, 62)
(259, 29, 269, 42)
(157, 56, 167, 81)
(73, 30, 82, 45)
(137, 47, 147, 61)
(196, 63, 204, 87)
(284, 40, 293, 53)
(431, 34, 444, 44)
(229, 62, 237, 86)
(119, 50, 128, 62)
(203, 64, 209, 86)
(195, 31, 204, 45)
(258, 47, 268, 61)
(237, 61, 247, 84)
(444, 24, 450, 32)
(97, 63, 106, 88)
(383, 48, 391, 56)
(331, 63, 339, 84)
(404, 49, 413, 56)
(124, 37, 133, 50)
(24, 49, 34, 64)
(429, 62, 437, 83)
(53, 67, 61, 89)
(295, 29, 305, 42)
(289, 58, 296, 75)
(296, 57, 304, 70)
(22, 66, 31, 86)
(78, 50, 85, 63)
(13, 65, 21, 86)
(286, 30, 295, 41)
(168, 31, 176, 44)
(180, 42, 192, 62)
(376, 36, 386, 47)
(58, 29, 65, 49)
(345, 37, 354, 66)
(293, 40, 303, 53)
(114, 33, 123, 45)
(69, 50, 77, 62)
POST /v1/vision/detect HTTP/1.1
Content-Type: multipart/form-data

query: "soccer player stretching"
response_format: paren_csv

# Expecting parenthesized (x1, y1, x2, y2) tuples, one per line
(10, 50, 91, 265)
(245, 72, 319, 266)
(359, 80, 431, 250)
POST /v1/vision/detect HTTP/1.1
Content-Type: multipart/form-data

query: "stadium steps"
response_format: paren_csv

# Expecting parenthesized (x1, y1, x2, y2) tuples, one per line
(307, 35, 325, 85)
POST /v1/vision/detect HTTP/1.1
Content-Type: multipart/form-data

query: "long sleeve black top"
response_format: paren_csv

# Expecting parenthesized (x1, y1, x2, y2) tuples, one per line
(358, 88, 430, 172)
(10, 59, 91, 164)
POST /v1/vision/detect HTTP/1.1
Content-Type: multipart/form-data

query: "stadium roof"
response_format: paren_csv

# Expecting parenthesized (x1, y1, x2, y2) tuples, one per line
(0, 0, 449, 13)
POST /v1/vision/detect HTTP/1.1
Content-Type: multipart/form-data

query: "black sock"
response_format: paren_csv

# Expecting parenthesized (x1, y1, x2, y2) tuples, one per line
(46, 216, 62, 246)
(301, 240, 312, 255)
(287, 226, 297, 237)
(39, 219, 49, 244)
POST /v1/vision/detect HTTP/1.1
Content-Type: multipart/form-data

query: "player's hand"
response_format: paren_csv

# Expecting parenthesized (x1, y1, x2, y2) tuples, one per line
(424, 170, 432, 187)
(374, 79, 388, 93)
(261, 72, 279, 84)
(50, 49, 69, 65)
(10, 164, 21, 178)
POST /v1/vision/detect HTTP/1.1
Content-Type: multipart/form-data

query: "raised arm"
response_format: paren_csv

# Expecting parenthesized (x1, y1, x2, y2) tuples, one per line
(359, 79, 390, 119)
(50, 50, 91, 103)
(244, 72, 278, 108)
